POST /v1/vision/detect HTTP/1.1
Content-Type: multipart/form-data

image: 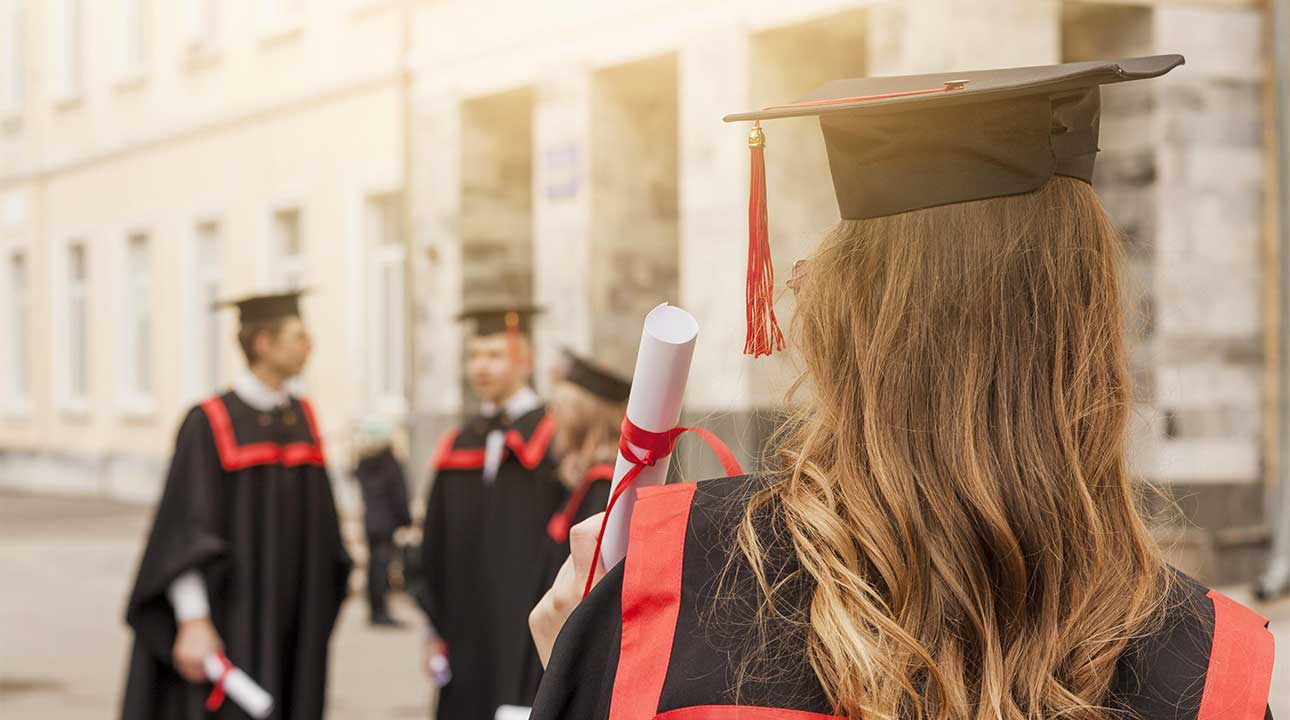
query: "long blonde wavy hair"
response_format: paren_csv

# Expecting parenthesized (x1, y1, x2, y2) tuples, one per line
(737, 177, 1169, 719)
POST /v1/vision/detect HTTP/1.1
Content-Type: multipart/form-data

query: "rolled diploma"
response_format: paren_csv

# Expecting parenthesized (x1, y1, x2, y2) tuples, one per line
(598, 303, 699, 569)
(204, 654, 275, 719)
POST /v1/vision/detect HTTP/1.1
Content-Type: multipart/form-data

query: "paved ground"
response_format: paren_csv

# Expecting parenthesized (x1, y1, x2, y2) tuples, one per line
(1, 491, 1287, 718)
(0, 492, 430, 719)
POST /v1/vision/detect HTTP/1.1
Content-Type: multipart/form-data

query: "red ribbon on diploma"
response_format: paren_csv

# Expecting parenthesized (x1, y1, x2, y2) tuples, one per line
(206, 653, 234, 712)
(583, 418, 743, 598)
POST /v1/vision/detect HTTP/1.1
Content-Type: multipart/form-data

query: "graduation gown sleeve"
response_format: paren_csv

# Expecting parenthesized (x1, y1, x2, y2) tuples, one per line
(417, 461, 450, 633)
(530, 564, 624, 720)
(123, 406, 230, 661)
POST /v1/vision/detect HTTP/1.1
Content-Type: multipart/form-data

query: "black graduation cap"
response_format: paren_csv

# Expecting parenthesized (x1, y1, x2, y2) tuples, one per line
(456, 304, 543, 337)
(723, 54, 1184, 357)
(217, 290, 307, 325)
(563, 351, 631, 404)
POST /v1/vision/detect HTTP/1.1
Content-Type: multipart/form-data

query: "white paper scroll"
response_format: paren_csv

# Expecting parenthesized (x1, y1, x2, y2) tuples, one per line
(598, 303, 699, 570)
(204, 654, 275, 720)
(495, 705, 532, 720)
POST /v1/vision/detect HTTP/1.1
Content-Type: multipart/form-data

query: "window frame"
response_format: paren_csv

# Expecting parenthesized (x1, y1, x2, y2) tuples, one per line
(50, 0, 82, 107)
(185, 215, 227, 401)
(114, 229, 157, 418)
(57, 236, 92, 417)
(2, 243, 31, 418)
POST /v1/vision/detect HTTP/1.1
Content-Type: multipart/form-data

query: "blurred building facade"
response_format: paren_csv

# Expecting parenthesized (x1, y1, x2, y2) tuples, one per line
(0, 1, 410, 504)
(0, 0, 1278, 584)
(404, 0, 1274, 583)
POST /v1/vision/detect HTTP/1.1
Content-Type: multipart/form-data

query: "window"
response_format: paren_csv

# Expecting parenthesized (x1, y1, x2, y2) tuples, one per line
(274, 208, 304, 289)
(5, 250, 30, 410)
(120, 233, 153, 404)
(51, 0, 80, 103)
(368, 194, 406, 405)
(65, 241, 89, 406)
(194, 221, 224, 393)
(183, 0, 216, 55)
(2, 1, 25, 117)
(116, 0, 146, 82)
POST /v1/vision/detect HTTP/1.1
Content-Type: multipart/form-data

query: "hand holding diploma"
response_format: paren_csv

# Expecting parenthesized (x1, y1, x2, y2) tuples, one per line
(530, 303, 741, 667)
(529, 512, 607, 667)
(173, 618, 223, 684)
(204, 654, 274, 719)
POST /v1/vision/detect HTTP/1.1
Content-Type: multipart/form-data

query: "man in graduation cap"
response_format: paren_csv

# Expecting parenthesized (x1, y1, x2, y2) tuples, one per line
(121, 291, 352, 720)
(417, 304, 567, 720)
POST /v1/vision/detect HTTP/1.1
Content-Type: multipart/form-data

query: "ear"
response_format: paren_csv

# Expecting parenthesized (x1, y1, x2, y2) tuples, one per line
(252, 327, 275, 358)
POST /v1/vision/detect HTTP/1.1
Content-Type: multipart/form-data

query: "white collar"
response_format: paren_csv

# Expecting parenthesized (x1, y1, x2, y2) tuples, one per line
(233, 372, 290, 412)
(480, 386, 541, 421)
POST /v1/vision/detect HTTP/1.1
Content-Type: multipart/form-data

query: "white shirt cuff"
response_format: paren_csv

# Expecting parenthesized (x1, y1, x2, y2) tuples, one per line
(167, 570, 211, 622)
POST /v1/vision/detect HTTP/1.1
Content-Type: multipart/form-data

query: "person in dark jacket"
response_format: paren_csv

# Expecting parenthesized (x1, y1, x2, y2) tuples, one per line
(353, 416, 413, 627)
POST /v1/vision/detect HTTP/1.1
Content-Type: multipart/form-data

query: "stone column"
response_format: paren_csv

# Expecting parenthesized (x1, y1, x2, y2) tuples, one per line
(677, 25, 766, 475)
(533, 69, 595, 382)
(589, 56, 681, 376)
(1150, 4, 1267, 582)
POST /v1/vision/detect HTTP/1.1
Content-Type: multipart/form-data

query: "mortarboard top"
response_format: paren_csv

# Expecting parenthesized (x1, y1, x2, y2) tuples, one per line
(216, 290, 308, 325)
(723, 54, 1184, 357)
(563, 351, 631, 404)
(456, 304, 543, 338)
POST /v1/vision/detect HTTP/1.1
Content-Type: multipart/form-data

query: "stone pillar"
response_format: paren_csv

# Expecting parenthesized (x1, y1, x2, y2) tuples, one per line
(408, 91, 465, 476)
(1150, 4, 1266, 582)
(677, 26, 766, 475)
(590, 55, 681, 376)
(533, 69, 595, 382)
(459, 89, 535, 308)
(746, 9, 872, 406)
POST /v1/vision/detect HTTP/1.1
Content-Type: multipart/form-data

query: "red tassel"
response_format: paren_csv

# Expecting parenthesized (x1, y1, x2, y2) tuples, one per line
(745, 123, 784, 357)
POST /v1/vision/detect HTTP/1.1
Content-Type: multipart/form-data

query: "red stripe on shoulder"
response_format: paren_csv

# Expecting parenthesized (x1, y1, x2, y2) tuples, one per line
(608, 482, 698, 720)
(200, 396, 277, 471)
(505, 414, 557, 469)
(431, 428, 486, 471)
(286, 398, 327, 467)
(547, 464, 618, 543)
(199, 396, 326, 471)
(1197, 589, 1274, 720)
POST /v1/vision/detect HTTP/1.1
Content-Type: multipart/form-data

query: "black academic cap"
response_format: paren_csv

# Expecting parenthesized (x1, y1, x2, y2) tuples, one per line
(217, 290, 307, 325)
(723, 54, 1184, 357)
(456, 304, 543, 337)
(563, 351, 631, 404)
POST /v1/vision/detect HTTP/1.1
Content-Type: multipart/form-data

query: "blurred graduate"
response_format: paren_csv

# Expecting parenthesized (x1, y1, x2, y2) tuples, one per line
(121, 291, 351, 720)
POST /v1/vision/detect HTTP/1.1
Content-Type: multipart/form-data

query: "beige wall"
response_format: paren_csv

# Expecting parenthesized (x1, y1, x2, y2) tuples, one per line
(0, 0, 406, 502)
(405, 0, 1275, 582)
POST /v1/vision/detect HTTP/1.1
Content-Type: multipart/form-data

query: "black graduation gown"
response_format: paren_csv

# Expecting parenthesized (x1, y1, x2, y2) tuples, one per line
(533, 475, 1276, 720)
(545, 463, 615, 546)
(121, 392, 353, 720)
(419, 407, 568, 720)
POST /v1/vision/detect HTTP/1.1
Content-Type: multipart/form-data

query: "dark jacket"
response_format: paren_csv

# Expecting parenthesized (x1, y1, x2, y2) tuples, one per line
(353, 447, 412, 538)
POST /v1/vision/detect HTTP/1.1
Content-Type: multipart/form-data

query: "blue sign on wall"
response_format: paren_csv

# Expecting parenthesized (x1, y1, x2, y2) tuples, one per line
(544, 144, 580, 200)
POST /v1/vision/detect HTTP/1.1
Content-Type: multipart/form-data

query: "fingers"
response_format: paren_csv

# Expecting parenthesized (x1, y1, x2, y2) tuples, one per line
(568, 513, 606, 590)
(174, 653, 207, 684)
(173, 621, 223, 685)
(529, 557, 577, 668)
